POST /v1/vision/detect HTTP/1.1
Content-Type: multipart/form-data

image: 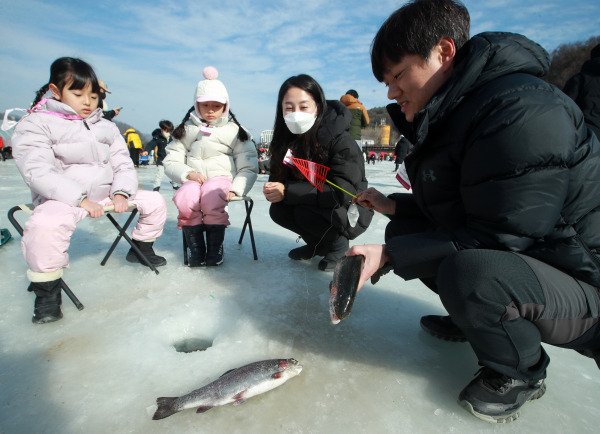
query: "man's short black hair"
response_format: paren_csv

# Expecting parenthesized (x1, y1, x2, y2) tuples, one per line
(346, 89, 359, 98)
(371, 0, 470, 81)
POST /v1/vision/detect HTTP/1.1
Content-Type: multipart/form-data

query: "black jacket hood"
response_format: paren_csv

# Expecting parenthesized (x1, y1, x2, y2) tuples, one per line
(151, 128, 163, 140)
(317, 100, 352, 149)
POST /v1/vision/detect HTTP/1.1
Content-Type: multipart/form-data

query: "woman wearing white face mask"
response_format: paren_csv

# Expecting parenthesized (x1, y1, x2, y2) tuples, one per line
(263, 74, 373, 271)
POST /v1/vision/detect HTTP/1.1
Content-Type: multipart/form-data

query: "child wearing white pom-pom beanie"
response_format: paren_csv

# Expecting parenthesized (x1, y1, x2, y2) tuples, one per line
(164, 66, 258, 267)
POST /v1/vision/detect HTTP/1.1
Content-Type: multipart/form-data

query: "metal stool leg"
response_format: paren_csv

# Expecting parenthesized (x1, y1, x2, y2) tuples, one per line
(182, 230, 189, 266)
(237, 198, 258, 260)
(57, 278, 84, 311)
(101, 209, 138, 265)
(102, 209, 159, 275)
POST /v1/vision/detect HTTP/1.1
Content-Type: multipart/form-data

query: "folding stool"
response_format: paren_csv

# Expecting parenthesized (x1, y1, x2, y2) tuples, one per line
(182, 195, 258, 265)
(7, 202, 158, 310)
(100, 203, 160, 275)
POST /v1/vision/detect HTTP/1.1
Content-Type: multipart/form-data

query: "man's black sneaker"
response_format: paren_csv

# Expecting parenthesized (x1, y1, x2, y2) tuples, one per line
(458, 367, 546, 424)
(420, 315, 467, 342)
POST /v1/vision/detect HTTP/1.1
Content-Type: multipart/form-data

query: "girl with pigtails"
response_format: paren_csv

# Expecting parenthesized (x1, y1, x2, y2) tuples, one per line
(11, 57, 168, 324)
(164, 67, 258, 267)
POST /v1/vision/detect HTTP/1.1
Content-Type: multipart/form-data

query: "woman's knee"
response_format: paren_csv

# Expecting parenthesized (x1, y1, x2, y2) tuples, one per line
(269, 202, 291, 226)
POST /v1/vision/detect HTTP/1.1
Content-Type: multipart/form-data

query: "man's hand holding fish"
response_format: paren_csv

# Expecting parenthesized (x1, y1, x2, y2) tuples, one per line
(345, 244, 389, 292)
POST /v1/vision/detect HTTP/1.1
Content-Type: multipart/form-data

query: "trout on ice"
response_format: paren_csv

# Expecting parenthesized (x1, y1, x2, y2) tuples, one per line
(329, 255, 364, 324)
(152, 358, 302, 420)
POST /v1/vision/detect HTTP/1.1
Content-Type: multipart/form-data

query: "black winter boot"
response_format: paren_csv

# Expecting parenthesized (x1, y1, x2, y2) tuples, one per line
(28, 280, 63, 324)
(318, 236, 349, 271)
(153, 187, 160, 192)
(288, 237, 329, 260)
(289, 244, 318, 260)
(126, 239, 167, 267)
(205, 224, 226, 266)
(182, 224, 206, 267)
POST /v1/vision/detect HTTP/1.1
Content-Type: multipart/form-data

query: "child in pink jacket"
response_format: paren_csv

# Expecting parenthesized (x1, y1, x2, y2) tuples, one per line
(11, 57, 168, 324)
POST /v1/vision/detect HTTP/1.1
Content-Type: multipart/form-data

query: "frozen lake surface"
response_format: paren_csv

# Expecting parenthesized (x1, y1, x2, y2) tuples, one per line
(1, 158, 599, 433)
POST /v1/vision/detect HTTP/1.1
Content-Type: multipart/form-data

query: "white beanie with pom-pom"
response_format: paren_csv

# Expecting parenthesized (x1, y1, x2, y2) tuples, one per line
(195, 66, 229, 117)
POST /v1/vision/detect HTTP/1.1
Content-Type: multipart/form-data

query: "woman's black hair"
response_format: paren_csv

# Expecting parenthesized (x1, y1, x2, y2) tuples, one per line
(269, 74, 328, 182)
(229, 111, 249, 142)
(371, 0, 470, 81)
(172, 107, 194, 140)
(172, 107, 249, 142)
(31, 57, 101, 108)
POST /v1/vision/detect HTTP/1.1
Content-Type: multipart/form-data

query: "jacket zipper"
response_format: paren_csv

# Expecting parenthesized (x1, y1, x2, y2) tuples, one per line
(575, 233, 600, 270)
(82, 119, 100, 162)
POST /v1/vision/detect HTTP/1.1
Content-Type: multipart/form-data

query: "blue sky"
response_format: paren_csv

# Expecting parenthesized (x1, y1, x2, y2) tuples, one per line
(1, 0, 598, 139)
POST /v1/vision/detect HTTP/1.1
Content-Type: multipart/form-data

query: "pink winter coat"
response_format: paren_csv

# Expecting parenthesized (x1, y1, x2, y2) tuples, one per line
(12, 99, 138, 207)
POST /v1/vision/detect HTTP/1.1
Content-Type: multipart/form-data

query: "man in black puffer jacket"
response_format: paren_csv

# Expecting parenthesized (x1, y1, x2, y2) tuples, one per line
(563, 44, 600, 139)
(349, 0, 600, 425)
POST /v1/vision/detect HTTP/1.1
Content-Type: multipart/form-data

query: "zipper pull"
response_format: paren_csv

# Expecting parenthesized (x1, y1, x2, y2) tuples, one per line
(83, 120, 90, 130)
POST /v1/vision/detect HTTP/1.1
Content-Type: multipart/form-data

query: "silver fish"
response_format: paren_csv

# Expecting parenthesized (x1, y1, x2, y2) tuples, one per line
(152, 358, 302, 420)
(329, 255, 364, 324)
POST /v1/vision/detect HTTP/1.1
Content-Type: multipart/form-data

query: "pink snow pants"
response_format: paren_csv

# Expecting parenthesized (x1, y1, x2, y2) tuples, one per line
(173, 176, 232, 229)
(22, 190, 167, 273)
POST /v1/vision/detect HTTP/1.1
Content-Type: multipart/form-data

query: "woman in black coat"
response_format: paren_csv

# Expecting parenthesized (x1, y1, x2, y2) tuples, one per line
(263, 74, 373, 271)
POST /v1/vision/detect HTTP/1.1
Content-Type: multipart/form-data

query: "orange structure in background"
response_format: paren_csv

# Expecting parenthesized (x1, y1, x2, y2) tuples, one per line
(381, 124, 390, 146)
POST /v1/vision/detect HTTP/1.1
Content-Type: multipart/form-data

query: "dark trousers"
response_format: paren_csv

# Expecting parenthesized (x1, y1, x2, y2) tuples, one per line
(269, 202, 342, 250)
(129, 147, 141, 167)
(385, 219, 600, 380)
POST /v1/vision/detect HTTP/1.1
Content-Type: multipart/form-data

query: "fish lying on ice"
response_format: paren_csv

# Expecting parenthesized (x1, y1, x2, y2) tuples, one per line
(152, 358, 302, 420)
(329, 255, 364, 324)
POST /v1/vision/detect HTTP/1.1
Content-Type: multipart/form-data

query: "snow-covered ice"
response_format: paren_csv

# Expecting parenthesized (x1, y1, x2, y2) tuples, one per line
(1, 158, 599, 433)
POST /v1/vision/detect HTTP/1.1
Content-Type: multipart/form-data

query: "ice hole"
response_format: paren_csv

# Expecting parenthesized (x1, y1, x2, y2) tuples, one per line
(173, 338, 213, 353)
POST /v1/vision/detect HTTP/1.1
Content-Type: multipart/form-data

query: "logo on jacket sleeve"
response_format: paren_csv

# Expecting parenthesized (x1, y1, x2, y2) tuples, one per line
(422, 169, 436, 182)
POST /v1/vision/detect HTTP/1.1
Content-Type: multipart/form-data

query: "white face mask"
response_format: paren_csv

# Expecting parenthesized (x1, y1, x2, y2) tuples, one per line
(284, 109, 317, 135)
